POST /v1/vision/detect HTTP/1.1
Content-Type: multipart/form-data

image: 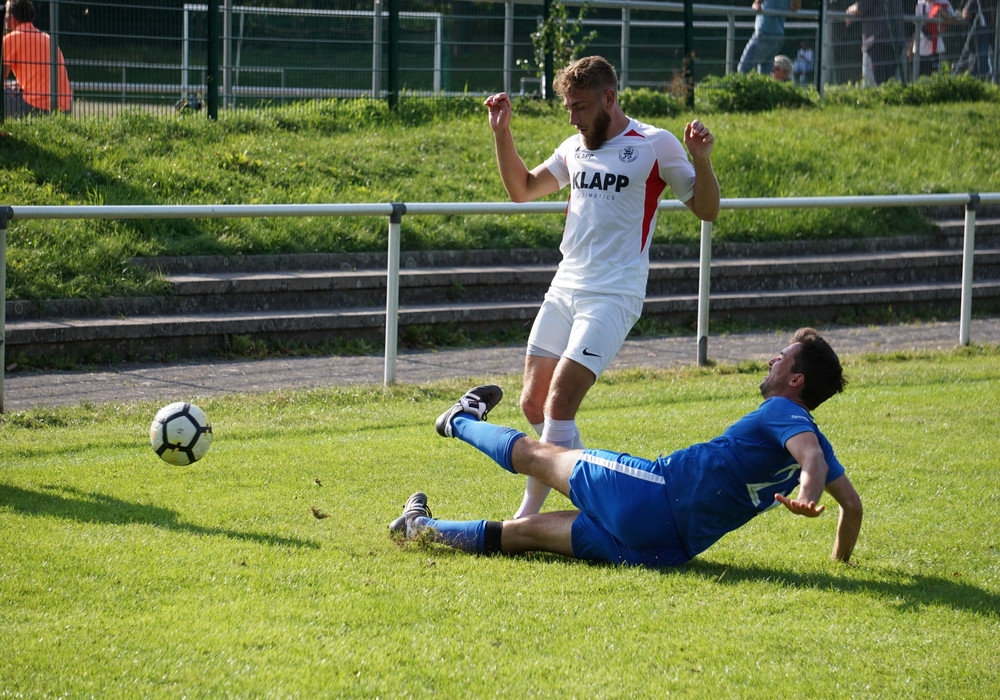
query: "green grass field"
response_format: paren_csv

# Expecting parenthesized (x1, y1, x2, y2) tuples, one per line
(2, 345, 998, 697)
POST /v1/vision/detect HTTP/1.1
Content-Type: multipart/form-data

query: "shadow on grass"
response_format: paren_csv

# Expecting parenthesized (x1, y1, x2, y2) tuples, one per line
(0, 483, 319, 550)
(425, 544, 1000, 620)
(685, 559, 1000, 620)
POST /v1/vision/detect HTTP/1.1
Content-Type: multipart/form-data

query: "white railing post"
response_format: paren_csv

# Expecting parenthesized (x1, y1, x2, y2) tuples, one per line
(372, 0, 383, 98)
(959, 194, 978, 346)
(384, 203, 405, 385)
(434, 14, 442, 93)
(182, 6, 190, 100)
(697, 218, 713, 366)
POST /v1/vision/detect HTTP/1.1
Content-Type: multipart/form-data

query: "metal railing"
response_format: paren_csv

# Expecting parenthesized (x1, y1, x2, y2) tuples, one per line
(2, 191, 998, 412)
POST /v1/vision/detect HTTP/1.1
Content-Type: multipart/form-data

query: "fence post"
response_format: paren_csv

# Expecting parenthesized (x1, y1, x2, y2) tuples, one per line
(384, 203, 406, 385)
(222, 0, 233, 109)
(388, 0, 400, 109)
(683, 0, 695, 107)
(543, 0, 554, 101)
(816, 0, 826, 95)
(50, 0, 60, 112)
(207, 0, 219, 119)
(959, 193, 979, 346)
(620, 5, 630, 87)
(503, 0, 515, 94)
(696, 219, 713, 366)
(726, 14, 736, 74)
(0, 206, 12, 413)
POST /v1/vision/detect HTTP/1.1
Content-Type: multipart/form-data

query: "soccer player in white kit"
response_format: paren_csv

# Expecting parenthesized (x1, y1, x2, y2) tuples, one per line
(484, 56, 720, 518)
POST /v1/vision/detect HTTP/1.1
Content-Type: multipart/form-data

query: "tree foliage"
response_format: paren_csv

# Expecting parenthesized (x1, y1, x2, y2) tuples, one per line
(516, 0, 598, 80)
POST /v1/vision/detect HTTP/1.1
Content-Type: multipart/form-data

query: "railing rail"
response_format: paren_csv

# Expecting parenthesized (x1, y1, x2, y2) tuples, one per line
(3, 192, 999, 412)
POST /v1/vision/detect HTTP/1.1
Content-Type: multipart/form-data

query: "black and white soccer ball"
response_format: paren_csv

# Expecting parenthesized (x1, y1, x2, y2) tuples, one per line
(149, 402, 213, 465)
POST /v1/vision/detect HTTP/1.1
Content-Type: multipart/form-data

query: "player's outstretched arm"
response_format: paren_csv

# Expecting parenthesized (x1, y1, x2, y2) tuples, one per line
(777, 432, 861, 563)
(825, 474, 863, 564)
(484, 92, 560, 203)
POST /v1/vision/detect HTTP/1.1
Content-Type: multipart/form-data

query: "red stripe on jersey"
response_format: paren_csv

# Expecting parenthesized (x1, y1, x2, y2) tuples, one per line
(641, 159, 668, 250)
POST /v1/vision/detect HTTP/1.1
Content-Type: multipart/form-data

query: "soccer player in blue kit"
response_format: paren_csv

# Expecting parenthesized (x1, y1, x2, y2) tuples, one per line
(484, 55, 720, 519)
(389, 328, 863, 567)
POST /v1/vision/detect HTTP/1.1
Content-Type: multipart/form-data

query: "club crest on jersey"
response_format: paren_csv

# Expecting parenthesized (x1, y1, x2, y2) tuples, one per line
(619, 146, 639, 163)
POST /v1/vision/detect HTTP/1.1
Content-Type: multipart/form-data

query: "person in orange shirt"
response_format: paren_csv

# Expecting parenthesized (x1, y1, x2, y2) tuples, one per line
(3, 0, 72, 117)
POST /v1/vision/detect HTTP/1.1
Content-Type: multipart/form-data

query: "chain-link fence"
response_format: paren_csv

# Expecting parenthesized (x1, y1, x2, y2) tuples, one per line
(2, 0, 996, 120)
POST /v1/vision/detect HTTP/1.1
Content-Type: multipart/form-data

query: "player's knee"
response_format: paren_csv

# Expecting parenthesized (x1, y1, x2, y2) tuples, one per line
(519, 391, 544, 424)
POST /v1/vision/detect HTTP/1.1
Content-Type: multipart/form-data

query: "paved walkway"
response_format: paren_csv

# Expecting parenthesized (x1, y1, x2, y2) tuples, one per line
(3, 319, 998, 412)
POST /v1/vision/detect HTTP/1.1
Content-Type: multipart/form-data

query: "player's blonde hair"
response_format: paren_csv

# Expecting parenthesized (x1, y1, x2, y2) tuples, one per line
(553, 56, 618, 96)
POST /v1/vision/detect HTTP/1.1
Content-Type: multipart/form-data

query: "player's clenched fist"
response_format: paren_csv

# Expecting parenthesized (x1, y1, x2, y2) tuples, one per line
(484, 92, 512, 132)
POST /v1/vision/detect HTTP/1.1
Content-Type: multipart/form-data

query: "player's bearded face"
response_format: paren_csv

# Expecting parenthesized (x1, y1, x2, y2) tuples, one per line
(565, 88, 613, 150)
(583, 106, 612, 150)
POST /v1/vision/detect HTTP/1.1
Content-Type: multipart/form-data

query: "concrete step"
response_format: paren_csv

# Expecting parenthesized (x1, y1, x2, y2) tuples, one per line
(9, 248, 1000, 321)
(5, 221, 1000, 364)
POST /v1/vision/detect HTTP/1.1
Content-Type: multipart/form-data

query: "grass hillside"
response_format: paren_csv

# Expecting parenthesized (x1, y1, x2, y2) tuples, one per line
(1, 79, 999, 300)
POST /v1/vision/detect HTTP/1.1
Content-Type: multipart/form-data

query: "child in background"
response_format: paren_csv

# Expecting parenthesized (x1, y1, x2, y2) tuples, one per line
(794, 39, 815, 84)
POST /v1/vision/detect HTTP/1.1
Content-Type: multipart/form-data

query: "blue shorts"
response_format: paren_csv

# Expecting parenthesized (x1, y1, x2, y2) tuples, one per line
(568, 450, 689, 567)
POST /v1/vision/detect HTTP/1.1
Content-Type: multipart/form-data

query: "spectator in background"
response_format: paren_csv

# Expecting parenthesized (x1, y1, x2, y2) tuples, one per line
(960, 0, 995, 79)
(771, 54, 794, 81)
(738, 0, 802, 74)
(846, 0, 907, 86)
(793, 39, 815, 84)
(908, 0, 960, 77)
(2, 0, 72, 117)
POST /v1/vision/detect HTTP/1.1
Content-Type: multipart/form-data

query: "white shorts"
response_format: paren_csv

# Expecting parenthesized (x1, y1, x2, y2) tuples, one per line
(526, 286, 643, 378)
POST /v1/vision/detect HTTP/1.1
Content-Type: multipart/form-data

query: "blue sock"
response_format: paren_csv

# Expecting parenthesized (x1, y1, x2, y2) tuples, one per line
(414, 517, 486, 553)
(451, 415, 524, 474)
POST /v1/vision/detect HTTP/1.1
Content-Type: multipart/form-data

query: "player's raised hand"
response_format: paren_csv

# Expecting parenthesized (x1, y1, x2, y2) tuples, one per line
(775, 493, 826, 517)
(684, 119, 715, 159)
(484, 92, 513, 133)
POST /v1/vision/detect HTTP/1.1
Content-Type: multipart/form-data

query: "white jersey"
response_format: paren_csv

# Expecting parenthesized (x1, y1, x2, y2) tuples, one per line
(542, 118, 696, 298)
(914, 0, 958, 56)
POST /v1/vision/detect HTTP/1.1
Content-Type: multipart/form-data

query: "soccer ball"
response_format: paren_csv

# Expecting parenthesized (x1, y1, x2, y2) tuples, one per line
(149, 401, 213, 465)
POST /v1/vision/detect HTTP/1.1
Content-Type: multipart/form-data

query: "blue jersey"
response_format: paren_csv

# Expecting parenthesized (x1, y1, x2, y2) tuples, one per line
(756, 0, 794, 35)
(662, 396, 845, 558)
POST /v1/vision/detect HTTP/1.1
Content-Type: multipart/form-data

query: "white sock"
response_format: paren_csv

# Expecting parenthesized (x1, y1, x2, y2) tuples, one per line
(514, 477, 551, 519)
(514, 418, 581, 518)
(539, 417, 579, 449)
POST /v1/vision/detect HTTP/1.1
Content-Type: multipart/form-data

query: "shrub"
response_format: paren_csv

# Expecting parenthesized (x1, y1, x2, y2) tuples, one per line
(619, 88, 682, 118)
(823, 72, 1000, 108)
(698, 72, 815, 113)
